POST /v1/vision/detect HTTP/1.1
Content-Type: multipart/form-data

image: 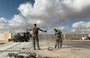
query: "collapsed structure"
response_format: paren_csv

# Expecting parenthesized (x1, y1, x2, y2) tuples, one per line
(0, 32, 12, 42)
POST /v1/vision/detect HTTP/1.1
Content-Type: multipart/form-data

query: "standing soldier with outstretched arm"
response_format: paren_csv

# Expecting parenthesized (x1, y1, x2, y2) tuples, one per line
(54, 28, 63, 48)
(29, 24, 47, 50)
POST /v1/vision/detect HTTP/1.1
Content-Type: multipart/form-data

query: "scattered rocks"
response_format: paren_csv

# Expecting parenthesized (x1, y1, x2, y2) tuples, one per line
(48, 46, 53, 51)
(7, 52, 37, 58)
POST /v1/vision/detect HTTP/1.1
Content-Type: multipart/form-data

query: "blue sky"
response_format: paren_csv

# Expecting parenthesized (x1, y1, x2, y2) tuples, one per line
(0, 0, 34, 19)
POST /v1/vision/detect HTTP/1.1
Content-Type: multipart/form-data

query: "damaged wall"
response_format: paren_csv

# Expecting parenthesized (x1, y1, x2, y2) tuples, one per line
(0, 32, 12, 41)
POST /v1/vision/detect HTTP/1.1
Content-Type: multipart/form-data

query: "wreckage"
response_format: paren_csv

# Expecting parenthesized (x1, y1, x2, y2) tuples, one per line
(9, 32, 32, 42)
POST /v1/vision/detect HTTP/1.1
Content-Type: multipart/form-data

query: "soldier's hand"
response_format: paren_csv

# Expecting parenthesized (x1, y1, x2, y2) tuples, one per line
(44, 30, 47, 32)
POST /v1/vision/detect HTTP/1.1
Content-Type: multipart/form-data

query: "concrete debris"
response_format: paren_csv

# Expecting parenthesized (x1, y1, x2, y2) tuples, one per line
(7, 52, 37, 58)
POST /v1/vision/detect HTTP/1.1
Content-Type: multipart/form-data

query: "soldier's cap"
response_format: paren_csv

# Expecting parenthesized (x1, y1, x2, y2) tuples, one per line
(34, 24, 37, 26)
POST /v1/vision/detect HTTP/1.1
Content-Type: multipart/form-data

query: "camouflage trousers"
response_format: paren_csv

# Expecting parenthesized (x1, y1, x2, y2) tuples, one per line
(32, 34, 40, 50)
(55, 38, 62, 48)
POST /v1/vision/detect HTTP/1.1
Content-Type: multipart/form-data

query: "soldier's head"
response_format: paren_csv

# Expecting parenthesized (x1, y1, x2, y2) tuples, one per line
(26, 29, 29, 32)
(54, 28, 58, 32)
(33, 24, 37, 27)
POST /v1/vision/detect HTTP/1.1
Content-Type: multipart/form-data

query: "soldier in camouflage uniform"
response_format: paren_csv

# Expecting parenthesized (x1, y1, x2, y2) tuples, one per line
(29, 24, 47, 50)
(25, 29, 32, 42)
(54, 28, 63, 48)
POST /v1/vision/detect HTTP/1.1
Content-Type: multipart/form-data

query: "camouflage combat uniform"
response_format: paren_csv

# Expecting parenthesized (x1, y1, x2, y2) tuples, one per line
(25, 30, 31, 42)
(55, 30, 63, 48)
(30, 25, 46, 50)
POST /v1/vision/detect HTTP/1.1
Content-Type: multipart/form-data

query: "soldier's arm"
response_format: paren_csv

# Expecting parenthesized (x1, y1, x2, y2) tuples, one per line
(28, 29, 32, 31)
(39, 28, 47, 32)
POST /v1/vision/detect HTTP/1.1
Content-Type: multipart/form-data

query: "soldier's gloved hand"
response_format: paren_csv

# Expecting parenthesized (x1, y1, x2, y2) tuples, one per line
(44, 30, 47, 32)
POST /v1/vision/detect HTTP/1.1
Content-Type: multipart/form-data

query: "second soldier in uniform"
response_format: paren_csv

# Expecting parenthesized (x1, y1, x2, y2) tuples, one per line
(25, 29, 32, 42)
(54, 28, 63, 48)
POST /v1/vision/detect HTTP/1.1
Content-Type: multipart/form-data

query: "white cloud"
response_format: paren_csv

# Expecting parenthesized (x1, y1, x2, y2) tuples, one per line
(0, 17, 9, 30)
(0, 17, 7, 25)
(18, 0, 90, 25)
(70, 21, 90, 34)
(62, 0, 90, 11)
(18, 0, 65, 25)
(60, 0, 90, 18)
(1, 0, 90, 33)
(0, 15, 27, 32)
(18, 3, 33, 17)
(8, 15, 26, 27)
(72, 21, 90, 28)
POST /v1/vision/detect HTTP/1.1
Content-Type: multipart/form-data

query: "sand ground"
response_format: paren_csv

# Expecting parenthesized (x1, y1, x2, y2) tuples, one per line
(0, 41, 90, 58)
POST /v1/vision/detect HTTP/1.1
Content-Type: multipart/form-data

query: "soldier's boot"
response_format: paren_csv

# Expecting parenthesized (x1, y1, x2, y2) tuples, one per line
(55, 43, 57, 48)
(34, 47, 36, 50)
(60, 40, 62, 48)
(37, 45, 40, 50)
(34, 44, 36, 50)
(59, 43, 62, 48)
(57, 43, 59, 48)
(60, 43, 62, 48)
(38, 47, 41, 50)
